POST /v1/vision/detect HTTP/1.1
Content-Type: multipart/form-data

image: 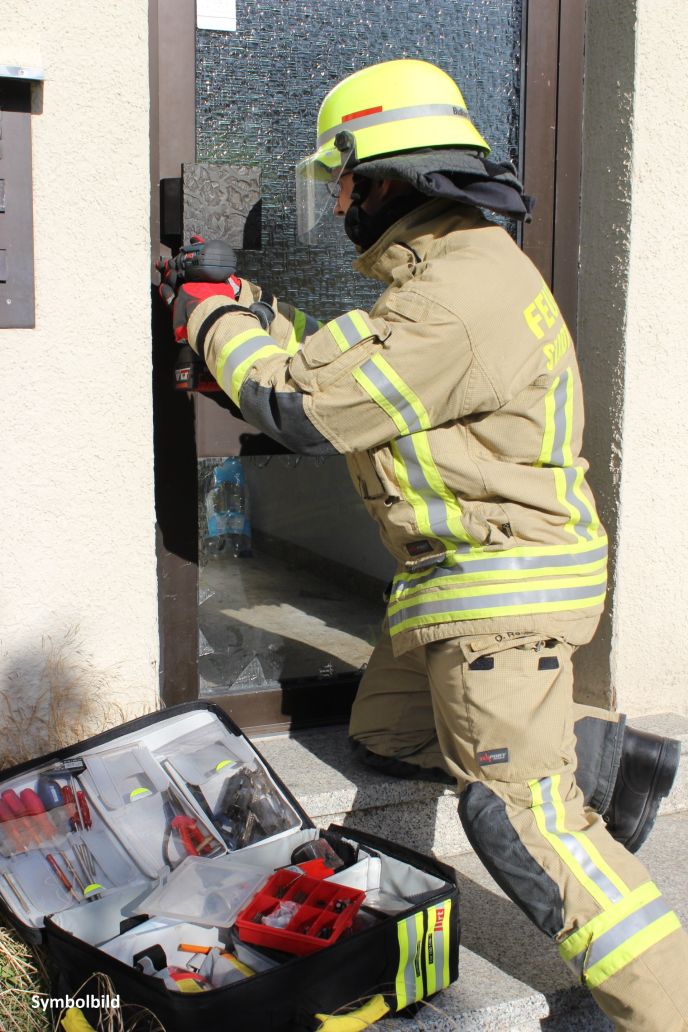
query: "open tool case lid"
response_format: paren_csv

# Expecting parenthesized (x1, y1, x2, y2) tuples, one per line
(0, 702, 313, 943)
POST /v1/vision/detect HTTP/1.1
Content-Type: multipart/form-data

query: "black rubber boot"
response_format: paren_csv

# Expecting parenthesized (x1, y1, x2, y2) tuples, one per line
(604, 727, 681, 853)
(350, 740, 455, 784)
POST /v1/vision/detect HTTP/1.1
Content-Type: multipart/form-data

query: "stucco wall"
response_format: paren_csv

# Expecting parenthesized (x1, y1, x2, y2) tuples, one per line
(575, 0, 636, 708)
(611, 0, 688, 715)
(0, 2, 158, 731)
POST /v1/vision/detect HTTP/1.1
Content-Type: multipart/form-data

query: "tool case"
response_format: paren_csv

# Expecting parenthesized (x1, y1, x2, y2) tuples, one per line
(0, 702, 459, 1031)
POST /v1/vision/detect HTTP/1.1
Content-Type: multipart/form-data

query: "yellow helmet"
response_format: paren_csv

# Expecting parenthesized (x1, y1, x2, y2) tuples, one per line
(296, 59, 491, 242)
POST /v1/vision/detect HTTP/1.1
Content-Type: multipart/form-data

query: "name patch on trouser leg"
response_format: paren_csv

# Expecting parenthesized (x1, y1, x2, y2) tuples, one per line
(478, 748, 509, 766)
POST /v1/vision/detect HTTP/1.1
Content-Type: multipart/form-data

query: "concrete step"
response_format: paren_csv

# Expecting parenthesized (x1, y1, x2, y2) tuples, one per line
(253, 713, 688, 859)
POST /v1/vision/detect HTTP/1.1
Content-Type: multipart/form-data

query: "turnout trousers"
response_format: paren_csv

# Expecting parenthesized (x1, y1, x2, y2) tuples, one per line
(349, 625, 688, 1031)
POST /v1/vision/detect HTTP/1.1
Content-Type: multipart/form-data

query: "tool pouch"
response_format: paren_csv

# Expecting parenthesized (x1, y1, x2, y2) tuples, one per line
(0, 702, 459, 1032)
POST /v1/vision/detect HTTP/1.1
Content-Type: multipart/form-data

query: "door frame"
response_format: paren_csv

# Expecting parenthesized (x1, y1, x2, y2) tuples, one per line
(149, 0, 587, 731)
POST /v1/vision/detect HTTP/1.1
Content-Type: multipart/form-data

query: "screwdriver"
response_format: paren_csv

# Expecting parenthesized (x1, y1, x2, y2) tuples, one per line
(46, 853, 80, 902)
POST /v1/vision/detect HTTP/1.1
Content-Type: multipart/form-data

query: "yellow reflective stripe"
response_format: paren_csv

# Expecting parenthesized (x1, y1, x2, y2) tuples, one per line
(562, 369, 574, 467)
(570, 466, 602, 538)
(443, 536, 609, 563)
(411, 433, 474, 544)
(389, 593, 608, 634)
(549, 777, 630, 900)
(395, 911, 425, 1009)
(368, 354, 431, 431)
(389, 572, 607, 613)
(228, 344, 283, 404)
(390, 440, 444, 543)
(285, 324, 299, 355)
(537, 376, 559, 465)
(353, 366, 411, 436)
(395, 919, 410, 1010)
(586, 911, 681, 988)
(215, 325, 270, 385)
(560, 881, 663, 962)
(293, 308, 307, 342)
(553, 467, 582, 540)
(396, 560, 608, 596)
(530, 778, 615, 910)
(412, 911, 425, 1002)
(327, 310, 374, 352)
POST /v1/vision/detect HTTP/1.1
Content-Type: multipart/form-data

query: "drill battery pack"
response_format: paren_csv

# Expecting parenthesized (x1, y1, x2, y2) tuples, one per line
(0, 702, 459, 1032)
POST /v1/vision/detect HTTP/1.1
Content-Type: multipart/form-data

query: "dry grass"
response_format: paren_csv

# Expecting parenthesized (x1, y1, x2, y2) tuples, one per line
(0, 628, 159, 1030)
(0, 924, 50, 1032)
(0, 627, 154, 769)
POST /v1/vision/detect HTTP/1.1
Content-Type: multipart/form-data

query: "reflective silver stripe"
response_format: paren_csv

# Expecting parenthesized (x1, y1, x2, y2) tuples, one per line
(330, 312, 366, 349)
(563, 467, 594, 541)
(567, 896, 673, 980)
(218, 333, 273, 393)
(393, 543, 609, 595)
(318, 103, 468, 147)
(388, 581, 605, 628)
(540, 778, 624, 905)
(429, 910, 446, 990)
(396, 436, 454, 539)
(549, 371, 570, 467)
(359, 358, 424, 433)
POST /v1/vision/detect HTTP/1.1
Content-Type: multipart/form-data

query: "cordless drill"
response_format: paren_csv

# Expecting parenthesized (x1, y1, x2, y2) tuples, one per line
(157, 238, 240, 393)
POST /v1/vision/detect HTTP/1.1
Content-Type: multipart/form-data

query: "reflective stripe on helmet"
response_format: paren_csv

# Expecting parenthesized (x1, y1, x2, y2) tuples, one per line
(318, 102, 470, 149)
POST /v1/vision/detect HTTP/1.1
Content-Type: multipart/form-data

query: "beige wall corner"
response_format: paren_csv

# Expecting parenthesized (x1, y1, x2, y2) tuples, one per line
(611, 0, 688, 716)
(0, 0, 159, 740)
(575, 0, 636, 709)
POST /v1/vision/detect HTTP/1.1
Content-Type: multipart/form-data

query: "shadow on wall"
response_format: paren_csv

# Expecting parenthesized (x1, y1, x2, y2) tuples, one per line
(0, 628, 154, 770)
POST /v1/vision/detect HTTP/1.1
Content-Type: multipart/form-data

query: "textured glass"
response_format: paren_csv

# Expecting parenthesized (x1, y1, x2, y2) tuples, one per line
(195, 2, 522, 695)
(196, 0, 522, 319)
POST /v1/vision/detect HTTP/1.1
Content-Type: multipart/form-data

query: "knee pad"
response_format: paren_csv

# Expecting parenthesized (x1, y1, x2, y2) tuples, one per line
(459, 782, 563, 939)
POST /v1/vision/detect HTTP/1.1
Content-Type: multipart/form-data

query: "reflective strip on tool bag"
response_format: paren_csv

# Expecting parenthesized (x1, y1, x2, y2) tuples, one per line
(559, 880, 681, 988)
(530, 775, 629, 910)
(215, 327, 285, 405)
(423, 899, 453, 996)
(395, 911, 425, 1010)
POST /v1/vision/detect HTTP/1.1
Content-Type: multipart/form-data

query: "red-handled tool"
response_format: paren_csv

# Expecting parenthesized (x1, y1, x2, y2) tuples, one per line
(0, 798, 31, 852)
(76, 791, 92, 830)
(1, 790, 41, 847)
(19, 789, 56, 842)
(171, 816, 215, 857)
(61, 786, 80, 831)
(46, 853, 80, 901)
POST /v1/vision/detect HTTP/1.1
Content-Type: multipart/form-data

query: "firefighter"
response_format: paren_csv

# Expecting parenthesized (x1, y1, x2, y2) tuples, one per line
(166, 59, 688, 1029)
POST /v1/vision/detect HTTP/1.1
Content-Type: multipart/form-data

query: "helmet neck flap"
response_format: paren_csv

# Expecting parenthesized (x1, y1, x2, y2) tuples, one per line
(343, 148, 534, 251)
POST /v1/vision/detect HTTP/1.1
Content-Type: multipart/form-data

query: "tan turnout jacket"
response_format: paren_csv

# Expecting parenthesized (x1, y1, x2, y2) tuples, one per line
(188, 200, 607, 655)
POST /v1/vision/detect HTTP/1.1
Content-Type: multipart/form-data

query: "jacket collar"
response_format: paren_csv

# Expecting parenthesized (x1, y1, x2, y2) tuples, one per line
(352, 199, 489, 284)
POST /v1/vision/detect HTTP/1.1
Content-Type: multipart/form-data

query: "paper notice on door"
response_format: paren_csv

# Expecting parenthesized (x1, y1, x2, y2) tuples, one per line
(197, 0, 237, 31)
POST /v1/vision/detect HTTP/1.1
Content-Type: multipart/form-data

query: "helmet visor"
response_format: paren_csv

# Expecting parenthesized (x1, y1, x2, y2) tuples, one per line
(295, 144, 351, 244)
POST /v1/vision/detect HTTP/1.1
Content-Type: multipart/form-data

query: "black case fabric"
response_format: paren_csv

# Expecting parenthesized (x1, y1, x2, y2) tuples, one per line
(0, 704, 460, 1031)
